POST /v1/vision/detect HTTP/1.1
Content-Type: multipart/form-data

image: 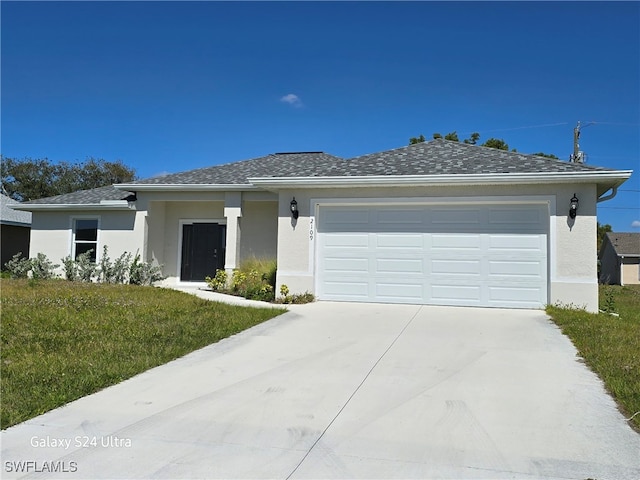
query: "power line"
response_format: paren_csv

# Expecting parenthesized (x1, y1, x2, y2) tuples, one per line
(460, 122, 568, 136)
(598, 207, 640, 210)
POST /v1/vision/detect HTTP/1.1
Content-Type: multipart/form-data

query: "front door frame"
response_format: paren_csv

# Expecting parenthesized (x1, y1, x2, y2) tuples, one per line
(177, 218, 227, 284)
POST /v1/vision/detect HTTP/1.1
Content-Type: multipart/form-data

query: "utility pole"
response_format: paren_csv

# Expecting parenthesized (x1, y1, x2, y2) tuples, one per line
(570, 121, 592, 163)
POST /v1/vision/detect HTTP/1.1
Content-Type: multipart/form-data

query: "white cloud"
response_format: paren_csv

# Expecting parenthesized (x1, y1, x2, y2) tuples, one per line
(280, 93, 303, 108)
(631, 220, 640, 228)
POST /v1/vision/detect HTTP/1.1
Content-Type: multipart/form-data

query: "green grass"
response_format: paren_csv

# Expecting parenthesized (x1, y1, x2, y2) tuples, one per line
(547, 284, 640, 430)
(0, 279, 285, 429)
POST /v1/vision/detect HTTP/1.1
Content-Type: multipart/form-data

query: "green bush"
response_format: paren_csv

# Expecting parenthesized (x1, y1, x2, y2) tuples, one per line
(206, 269, 228, 291)
(206, 258, 277, 302)
(4, 253, 32, 279)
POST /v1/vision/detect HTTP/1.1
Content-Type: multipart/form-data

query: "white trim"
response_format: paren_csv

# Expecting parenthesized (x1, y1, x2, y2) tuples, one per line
(176, 218, 227, 282)
(70, 215, 101, 262)
(250, 171, 632, 188)
(116, 184, 255, 192)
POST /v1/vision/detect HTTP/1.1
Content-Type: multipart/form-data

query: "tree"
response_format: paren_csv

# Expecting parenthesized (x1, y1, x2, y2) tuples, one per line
(444, 131, 459, 142)
(409, 134, 426, 145)
(463, 132, 480, 145)
(1, 156, 136, 201)
(481, 138, 510, 151)
(531, 152, 559, 159)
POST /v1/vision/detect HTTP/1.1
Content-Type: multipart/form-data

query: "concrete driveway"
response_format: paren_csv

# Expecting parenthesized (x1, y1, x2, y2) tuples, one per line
(2, 302, 639, 479)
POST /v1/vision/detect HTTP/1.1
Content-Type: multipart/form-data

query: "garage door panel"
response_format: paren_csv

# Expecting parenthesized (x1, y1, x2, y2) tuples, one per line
(375, 209, 424, 227)
(376, 258, 424, 274)
(322, 280, 370, 298)
(323, 233, 369, 248)
(488, 234, 546, 251)
(488, 260, 545, 278)
(376, 233, 424, 249)
(324, 257, 370, 274)
(431, 259, 481, 275)
(431, 284, 482, 303)
(431, 208, 481, 226)
(431, 234, 483, 250)
(488, 207, 543, 228)
(375, 282, 424, 302)
(317, 204, 548, 308)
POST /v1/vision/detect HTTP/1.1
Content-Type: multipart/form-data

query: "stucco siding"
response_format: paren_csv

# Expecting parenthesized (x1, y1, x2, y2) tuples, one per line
(28, 209, 141, 276)
(622, 261, 640, 285)
(240, 201, 278, 261)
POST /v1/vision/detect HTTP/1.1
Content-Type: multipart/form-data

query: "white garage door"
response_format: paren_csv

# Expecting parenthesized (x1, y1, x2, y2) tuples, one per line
(317, 204, 548, 308)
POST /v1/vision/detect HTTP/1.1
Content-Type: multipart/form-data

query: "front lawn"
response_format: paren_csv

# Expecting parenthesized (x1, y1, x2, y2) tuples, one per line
(0, 279, 285, 429)
(547, 284, 640, 430)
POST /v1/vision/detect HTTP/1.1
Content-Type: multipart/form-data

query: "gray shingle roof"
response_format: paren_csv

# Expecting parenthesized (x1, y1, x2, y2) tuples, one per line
(23, 185, 135, 205)
(1, 194, 32, 225)
(320, 139, 613, 177)
(133, 139, 611, 185)
(605, 232, 640, 256)
(134, 152, 344, 185)
(20, 139, 623, 205)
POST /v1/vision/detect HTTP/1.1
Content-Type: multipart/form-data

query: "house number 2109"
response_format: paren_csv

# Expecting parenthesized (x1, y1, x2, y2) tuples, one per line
(309, 218, 314, 241)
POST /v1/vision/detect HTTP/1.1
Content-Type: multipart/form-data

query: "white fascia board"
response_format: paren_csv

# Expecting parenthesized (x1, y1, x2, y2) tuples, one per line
(114, 183, 256, 192)
(11, 203, 136, 211)
(248, 170, 633, 188)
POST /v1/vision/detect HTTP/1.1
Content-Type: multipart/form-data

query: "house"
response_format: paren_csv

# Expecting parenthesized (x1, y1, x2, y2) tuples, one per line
(599, 232, 640, 285)
(1, 193, 32, 268)
(13, 139, 633, 312)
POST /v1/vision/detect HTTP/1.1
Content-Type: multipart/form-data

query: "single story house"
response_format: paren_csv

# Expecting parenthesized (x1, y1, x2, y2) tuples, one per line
(599, 232, 640, 285)
(14, 139, 633, 312)
(1, 193, 32, 268)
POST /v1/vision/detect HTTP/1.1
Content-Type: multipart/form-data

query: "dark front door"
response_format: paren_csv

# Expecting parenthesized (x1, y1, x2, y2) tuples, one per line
(180, 223, 226, 281)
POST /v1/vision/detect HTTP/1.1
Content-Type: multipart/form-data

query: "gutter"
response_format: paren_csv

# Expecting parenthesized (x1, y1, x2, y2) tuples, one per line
(248, 170, 633, 189)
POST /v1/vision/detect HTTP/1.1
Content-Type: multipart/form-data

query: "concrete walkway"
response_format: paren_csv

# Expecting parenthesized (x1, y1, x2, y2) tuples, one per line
(2, 301, 639, 479)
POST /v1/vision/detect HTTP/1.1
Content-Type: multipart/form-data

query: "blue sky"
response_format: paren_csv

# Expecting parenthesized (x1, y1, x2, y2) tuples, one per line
(2, 1, 639, 231)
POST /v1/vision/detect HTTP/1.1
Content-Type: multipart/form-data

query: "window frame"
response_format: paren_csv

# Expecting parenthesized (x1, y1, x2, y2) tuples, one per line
(71, 216, 101, 262)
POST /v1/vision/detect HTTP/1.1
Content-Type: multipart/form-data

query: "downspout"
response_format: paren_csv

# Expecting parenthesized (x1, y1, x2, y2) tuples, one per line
(597, 185, 619, 203)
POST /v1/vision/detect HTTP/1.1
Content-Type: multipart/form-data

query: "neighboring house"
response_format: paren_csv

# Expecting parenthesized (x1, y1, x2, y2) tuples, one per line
(599, 232, 640, 285)
(1, 193, 32, 268)
(13, 139, 633, 312)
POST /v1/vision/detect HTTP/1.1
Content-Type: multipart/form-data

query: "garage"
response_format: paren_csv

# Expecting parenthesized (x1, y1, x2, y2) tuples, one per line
(316, 203, 548, 308)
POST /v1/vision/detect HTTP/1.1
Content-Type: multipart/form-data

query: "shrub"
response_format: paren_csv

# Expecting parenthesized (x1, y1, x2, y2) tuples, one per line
(129, 254, 163, 286)
(99, 246, 133, 284)
(76, 250, 98, 282)
(4, 253, 32, 279)
(61, 255, 78, 281)
(30, 253, 59, 280)
(206, 269, 228, 291)
(276, 285, 315, 304)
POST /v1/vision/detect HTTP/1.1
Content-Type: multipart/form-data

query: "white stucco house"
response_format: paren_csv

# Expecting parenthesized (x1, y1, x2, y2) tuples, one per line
(13, 139, 632, 312)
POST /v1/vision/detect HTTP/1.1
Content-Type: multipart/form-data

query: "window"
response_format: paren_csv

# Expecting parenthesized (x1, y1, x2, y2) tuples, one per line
(73, 219, 98, 261)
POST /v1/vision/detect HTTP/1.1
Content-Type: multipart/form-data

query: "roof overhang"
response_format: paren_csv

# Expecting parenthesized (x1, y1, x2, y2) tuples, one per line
(114, 183, 256, 192)
(248, 171, 633, 194)
(11, 201, 136, 212)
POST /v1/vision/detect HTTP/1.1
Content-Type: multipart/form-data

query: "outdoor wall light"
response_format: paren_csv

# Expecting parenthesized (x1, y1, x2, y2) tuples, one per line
(290, 197, 299, 220)
(569, 194, 579, 219)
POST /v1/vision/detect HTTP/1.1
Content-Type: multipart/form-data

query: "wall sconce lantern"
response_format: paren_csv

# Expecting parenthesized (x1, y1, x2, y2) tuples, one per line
(290, 197, 299, 219)
(569, 194, 579, 219)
